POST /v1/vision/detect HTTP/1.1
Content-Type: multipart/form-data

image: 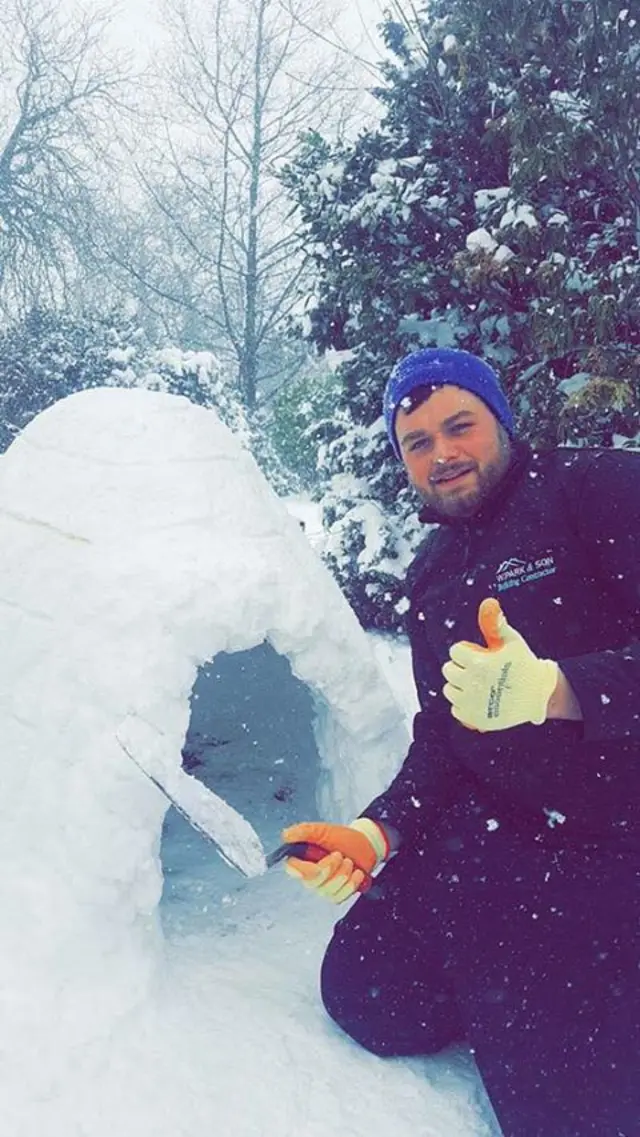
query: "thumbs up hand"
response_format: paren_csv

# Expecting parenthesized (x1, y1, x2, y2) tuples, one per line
(442, 598, 558, 731)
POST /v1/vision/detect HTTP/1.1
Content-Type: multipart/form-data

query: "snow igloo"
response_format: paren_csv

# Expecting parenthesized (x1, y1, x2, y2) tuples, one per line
(0, 388, 409, 1021)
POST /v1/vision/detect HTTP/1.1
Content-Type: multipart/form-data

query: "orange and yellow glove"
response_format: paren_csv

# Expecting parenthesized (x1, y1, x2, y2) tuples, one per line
(442, 597, 558, 731)
(281, 819, 389, 904)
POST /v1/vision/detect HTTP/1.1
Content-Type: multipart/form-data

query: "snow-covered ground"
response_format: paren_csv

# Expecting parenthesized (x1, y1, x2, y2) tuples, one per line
(0, 389, 499, 1136)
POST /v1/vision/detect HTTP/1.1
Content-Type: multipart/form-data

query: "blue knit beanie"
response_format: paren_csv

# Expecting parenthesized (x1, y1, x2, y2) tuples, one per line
(383, 347, 515, 459)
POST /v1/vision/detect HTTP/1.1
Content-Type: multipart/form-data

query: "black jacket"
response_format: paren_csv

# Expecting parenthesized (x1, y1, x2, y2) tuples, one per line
(365, 441, 640, 846)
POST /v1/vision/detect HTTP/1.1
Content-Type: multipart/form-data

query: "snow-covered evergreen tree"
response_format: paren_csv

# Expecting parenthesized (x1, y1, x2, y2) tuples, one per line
(283, 0, 640, 629)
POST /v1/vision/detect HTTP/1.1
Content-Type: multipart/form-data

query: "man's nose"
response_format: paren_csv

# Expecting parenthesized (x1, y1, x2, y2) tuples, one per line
(432, 434, 460, 464)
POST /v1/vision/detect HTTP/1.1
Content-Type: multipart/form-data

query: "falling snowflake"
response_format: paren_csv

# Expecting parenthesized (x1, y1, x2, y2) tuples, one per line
(543, 808, 566, 829)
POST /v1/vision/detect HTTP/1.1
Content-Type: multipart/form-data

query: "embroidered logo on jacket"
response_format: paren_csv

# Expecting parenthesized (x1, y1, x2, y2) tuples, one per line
(495, 552, 557, 592)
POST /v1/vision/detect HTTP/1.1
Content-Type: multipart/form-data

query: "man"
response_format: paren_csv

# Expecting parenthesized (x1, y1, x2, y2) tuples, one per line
(283, 347, 640, 1137)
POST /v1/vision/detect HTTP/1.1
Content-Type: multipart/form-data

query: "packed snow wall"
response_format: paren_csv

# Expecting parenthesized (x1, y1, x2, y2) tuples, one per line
(0, 387, 409, 1019)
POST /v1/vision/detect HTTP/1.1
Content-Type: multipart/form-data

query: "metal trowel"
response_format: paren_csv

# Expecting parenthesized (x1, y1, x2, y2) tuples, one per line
(116, 718, 267, 878)
(116, 716, 373, 893)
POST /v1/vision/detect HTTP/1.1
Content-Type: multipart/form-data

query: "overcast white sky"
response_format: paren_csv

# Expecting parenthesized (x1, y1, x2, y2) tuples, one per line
(80, 0, 392, 141)
(98, 0, 389, 68)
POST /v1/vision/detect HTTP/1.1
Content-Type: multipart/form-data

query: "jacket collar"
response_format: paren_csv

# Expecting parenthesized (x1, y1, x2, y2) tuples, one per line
(417, 439, 532, 528)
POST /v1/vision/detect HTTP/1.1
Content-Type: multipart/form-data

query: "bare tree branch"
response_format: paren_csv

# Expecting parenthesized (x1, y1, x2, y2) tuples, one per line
(0, 0, 135, 316)
(114, 0, 358, 406)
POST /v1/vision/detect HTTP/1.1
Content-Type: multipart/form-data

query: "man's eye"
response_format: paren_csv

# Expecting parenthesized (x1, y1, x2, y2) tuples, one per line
(449, 422, 472, 435)
(409, 437, 431, 452)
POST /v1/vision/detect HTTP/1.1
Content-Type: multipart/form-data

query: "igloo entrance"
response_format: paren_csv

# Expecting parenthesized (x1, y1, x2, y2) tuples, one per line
(161, 642, 320, 918)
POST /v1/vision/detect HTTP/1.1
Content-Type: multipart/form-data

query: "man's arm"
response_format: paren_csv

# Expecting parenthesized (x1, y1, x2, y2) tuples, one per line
(556, 448, 640, 743)
(379, 821, 403, 851)
(443, 451, 640, 740)
(546, 668, 583, 722)
(361, 648, 470, 846)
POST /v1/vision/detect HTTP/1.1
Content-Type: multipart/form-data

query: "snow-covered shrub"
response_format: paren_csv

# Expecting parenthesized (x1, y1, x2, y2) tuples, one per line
(317, 413, 424, 631)
(0, 307, 247, 449)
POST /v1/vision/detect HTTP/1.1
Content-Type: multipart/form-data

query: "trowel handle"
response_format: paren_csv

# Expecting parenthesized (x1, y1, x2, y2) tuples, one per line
(266, 841, 373, 893)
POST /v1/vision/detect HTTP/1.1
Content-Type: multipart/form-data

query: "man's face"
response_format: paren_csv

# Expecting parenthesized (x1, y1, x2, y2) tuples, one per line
(395, 385, 512, 519)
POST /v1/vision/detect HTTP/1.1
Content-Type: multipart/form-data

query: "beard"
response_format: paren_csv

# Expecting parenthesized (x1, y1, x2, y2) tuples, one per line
(415, 433, 512, 520)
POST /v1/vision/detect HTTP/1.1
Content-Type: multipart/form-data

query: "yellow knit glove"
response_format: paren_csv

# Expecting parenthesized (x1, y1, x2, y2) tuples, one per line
(282, 819, 389, 904)
(442, 598, 558, 731)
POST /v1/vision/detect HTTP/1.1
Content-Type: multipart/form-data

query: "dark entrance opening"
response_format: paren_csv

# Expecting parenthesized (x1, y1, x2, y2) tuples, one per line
(160, 641, 320, 923)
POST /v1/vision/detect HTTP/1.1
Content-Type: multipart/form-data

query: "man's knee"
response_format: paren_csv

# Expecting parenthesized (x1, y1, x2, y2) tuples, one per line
(320, 913, 397, 1056)
(319, 909, 461, 1059)
(321, 944, 400, 1056)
